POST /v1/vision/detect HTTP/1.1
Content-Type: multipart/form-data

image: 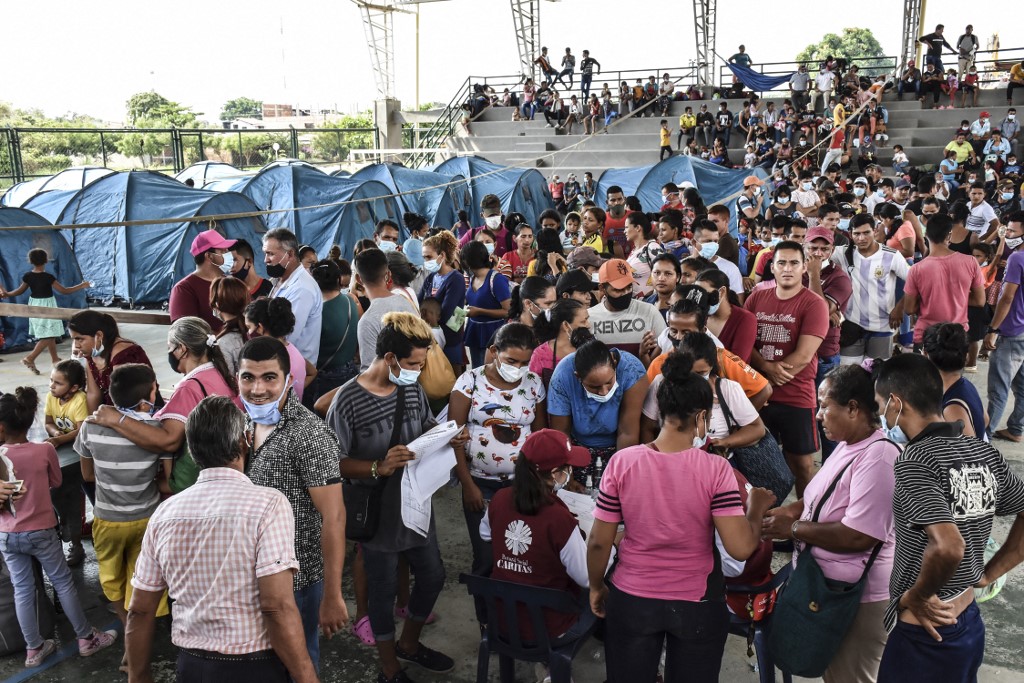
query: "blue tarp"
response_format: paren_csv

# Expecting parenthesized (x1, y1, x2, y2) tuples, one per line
(0, 208, 86, 350)
(727, 64, 795, 92)
(174, 161, 241, 188)
(595, 156, 768, 234)
(223, 164, 402, 258)
(1, 167, 115, 208)
(350, 163, 469, 230)
(23, 171, 269, 304)
(432, 156, 551, 228)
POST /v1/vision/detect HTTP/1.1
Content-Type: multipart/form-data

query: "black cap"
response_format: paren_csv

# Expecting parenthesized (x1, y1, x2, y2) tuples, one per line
(677, 284, 711, 312)
(879, 178, 895, 189)
(556, 269, 596, 298)
(838, 202, 857, 216)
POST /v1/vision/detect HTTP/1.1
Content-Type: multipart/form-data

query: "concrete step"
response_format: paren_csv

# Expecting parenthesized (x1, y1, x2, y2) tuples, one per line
(514, 141, 552, 153)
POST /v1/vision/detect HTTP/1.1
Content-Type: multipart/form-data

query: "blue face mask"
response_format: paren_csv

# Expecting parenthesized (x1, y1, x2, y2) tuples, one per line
(875, 189, 886, 198)
(699, 242, 720, 259)
(853, 187, 866, 197)
(423, 258, 442, 274)
(484, 242, 496, 255)
(880, 396, 909, 445)
(585, 380, 618, 404)
(241, 376, 291, 426)
(388, 361, 421, 386)
(1002, 192, 1015, 201)
(708, 303, 721, 316)
(377, 240, 398, 253)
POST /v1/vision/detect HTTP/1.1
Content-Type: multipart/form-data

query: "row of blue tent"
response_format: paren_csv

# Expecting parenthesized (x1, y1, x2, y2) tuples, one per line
(0, 155, 760, 349)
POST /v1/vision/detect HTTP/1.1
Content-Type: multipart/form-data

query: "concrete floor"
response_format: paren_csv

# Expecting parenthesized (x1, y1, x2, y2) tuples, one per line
(0, 324, 1022, 682)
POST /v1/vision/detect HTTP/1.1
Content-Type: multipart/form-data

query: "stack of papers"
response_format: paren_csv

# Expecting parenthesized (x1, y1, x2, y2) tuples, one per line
(401, 421, 460, 536)
(557, 489, 597, 536)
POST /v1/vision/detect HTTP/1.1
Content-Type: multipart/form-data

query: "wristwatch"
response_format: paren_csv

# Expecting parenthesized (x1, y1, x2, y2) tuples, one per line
(988, 327, 1001, 335)
(791, 520, 801, 540)
(371, 459, 381, 479)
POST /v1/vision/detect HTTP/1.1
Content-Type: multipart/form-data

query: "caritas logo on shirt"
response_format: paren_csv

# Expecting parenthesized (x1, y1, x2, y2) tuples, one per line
(755, 312, 797, 359)
(497, 520, 534, 574)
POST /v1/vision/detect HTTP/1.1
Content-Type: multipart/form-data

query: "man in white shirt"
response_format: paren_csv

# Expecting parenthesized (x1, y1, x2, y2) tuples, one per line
(789, 64, 811, 112)
(692, 220, 744, 300)
(813, 67, 836, 113)
(264, 228, 323, 363)
(588, 258, 666, 364)
(966, 181, 999, 239)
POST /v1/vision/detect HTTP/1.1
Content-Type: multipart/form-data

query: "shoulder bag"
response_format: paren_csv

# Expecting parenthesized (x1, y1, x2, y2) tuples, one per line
(767, 458, 884, 678)
(342, 386, 406, 541)
(715, 380, 794, 506)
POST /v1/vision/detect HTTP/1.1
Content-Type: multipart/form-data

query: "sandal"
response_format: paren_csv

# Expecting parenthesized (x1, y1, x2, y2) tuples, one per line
(21, 358, 39, 375)
(351, 615, 376, 646)
(395, 605, 438, 624)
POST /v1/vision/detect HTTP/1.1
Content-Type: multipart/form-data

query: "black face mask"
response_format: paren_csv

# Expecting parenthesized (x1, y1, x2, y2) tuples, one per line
(167, 349, 182, 374)
(233, 259, 251, 281)
(265, 262, 287, 278)
(606, 292, 633, 311)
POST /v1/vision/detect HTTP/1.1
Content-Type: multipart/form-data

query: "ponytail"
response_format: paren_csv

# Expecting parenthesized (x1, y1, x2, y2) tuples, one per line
(0, 387, 39, 433)
(512, 453, 551, 516)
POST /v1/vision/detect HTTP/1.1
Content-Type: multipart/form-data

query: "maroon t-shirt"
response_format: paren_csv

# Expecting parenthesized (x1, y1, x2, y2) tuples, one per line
(744, 286, 829, 409)
(718, 305, 757, 363)
(168, 273, 223, 332)
(487, 488, 581, 639)
(815, 265, 853, 358)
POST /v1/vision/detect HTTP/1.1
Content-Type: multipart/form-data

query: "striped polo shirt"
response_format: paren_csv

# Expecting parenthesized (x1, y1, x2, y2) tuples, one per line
(74, 416, 173, 522)
(832, 244, 910, 333)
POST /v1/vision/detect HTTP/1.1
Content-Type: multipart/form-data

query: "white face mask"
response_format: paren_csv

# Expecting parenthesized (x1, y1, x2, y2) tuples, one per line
(585, 380, 619, 404)
(692, 413, 708, 449)
(496, 359, 527, 383)
(484, 215, 502, 230)
(552, 467, 572, 492)
(220, 252, 235, 274)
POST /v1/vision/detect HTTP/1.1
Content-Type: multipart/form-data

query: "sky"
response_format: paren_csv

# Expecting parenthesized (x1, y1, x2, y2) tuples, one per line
(3, 0, 1017, 125)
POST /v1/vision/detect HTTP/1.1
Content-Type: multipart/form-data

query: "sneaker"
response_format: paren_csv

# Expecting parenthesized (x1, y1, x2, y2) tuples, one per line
(66, 543, 85, 567)
(545, 123, 554, 128)
(964, 365, 978, 374)
(25, 640, 57, 668)
(395, 642, 455, 673)
(376, 670, 415, 683)
(79, 628, 117, 657)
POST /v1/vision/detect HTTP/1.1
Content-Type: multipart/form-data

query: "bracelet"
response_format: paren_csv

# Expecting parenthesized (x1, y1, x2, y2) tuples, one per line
(371, 459, 381, 479)
(119, 414, 127, 424)
(791, 520, 801, 540)
(988, 327, 1000, 335)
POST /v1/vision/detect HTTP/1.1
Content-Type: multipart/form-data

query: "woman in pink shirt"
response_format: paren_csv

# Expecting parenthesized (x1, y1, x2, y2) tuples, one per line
(244, 298, 314, 401)
(0, 388, 116, 667)
(586, 353, 774, 683)
(763, 364, 898, 681)
(876, 203, 916, 258)
(529, 299, 590, 389)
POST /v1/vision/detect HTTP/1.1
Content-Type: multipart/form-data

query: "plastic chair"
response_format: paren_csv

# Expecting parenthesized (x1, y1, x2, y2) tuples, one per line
(726, 564, 793, 683)
(460, 573, 596, 683)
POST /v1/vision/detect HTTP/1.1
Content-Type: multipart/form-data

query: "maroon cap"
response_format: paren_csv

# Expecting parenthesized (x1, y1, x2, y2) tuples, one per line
(806, 226, 835, 244)
(190, 229, 236, 257)
(519, 429, 591, 471)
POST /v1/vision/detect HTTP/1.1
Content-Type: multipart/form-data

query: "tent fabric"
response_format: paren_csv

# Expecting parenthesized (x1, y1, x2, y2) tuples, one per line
(432, 156, 552, 228)
(23, 171, 268, 304)
(224, 164, 402, 259)
(0, 208, 86, 350)
(1, 167, 116, 208)
(174, 161, 240, 188)
(595, 156, 768, 234)
(727, 64, 795, 92)
(331, 169, 351, 178)
(350, 163, 469, 230)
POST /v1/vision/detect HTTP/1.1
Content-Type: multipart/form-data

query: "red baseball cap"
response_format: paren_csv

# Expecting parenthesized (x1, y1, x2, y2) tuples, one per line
(519, 429, 591, 471)
(806, 226, 835, 244)
(190, 229, 236, 257)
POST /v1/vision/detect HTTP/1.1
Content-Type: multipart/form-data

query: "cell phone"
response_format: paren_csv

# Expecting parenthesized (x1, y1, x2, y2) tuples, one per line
(8, 481, 22, 493)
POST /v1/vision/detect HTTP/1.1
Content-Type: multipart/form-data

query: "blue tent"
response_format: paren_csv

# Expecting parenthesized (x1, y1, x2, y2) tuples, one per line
(23, 171, 269, 304)
(331, 169, 351, 178)
(350, 163, 469, 230)
(174, 161, 241, 188)
(222, 164, 401, 258)
(1, 167, 115, 208)
(595, 156, 768, 233)
(0, 208, 86, 350)
(432, 156, 551, 228)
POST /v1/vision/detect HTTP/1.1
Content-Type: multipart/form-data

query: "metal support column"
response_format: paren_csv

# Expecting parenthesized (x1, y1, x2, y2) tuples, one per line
(510, 0, 540, 80)
(692, 0, 717, 86)
(900, 0, 925, 69)
(356, 1, 397, 98)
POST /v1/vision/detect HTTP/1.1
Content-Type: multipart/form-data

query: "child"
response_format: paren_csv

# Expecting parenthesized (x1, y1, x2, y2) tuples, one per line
(659, 119, 673, 161)
(942, 69, 959, 108)
(0, 249, 90, 375)
(892, 144, 911, 176)
(420, 298, 447, 349)
(0, 387, 116, 667)
(743, 143, 757, 169)
(73, 364, 171, 638)
(961, 66, 979, 107)
(563, 211, 583, 248)
(44, 359, 88, 565)
(983, 159, 1000, 192)
(1004, 153, 1022, 180)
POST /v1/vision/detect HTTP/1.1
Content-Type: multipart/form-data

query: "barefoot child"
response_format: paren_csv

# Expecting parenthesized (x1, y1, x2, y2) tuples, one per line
(44, 359, 89, 565)
(0, 387, 116, 668)
(0, 249, 89, 375)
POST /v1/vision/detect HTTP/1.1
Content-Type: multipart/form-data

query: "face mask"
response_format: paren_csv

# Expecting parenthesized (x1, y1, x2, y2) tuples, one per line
(233, 259, 251, 281)
(586, 380, 619, 404)
(769, 237, 783, 247)
(778, 195, 790, 203)
(119, 400, 156, 419)
(880, 396, 908, 445)
(967, 177, 977, 184)
(219, 252, 234, 274)
(1009, 115, 1017, 121)
(752, 186, 762, 196)
(241, 376, 291, 426)
(266, 256, 289, 278)
(167, 348, 181, 373)
(1002, 192, 1015, 201)
(484, 242, 496, 255)
(1006, 236, 1024, 250)
(608, 204, 626, 218)
(802, 182, 813, 191)
(91, 338, 105, 358)
(497, 359, 527, 383)
(799, 141, 807, 147)
(423, 258, 442, 274)
(839, 218, 851, 231)
(853, 187, 866, 197)
(212, 308, 223, 321)
(606, 292, 632, 311)
(699, 241, 720, 259)
(552, 466, 572, 492)
(388, 361, 421, 386)
(875, 189, 885, 198)
(377, 240, 398, 253)
(484, 215, 502, 229)
(692, 414, 708, 449)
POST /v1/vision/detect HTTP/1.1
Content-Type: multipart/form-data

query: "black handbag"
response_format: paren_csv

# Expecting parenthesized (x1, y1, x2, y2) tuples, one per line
(767, 459, 883, 678)
(343, 387, 405, 541)
(715, 380, 794, 507)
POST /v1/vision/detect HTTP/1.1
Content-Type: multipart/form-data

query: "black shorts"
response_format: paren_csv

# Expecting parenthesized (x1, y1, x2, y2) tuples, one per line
(761, 403, 820, 456)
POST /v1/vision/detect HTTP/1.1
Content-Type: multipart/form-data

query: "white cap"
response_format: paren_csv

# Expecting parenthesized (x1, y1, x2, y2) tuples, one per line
(854, 176, 869, 185)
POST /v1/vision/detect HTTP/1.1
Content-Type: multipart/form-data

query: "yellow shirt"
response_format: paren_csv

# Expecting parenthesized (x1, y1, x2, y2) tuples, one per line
(660, 127, 671, 146)
(1011, 64, 1024, 82)
(945, 140, 973, 163)
(678, 113, 696, 129)
(583, 233, 605, 255)
(45, 391, 88, 433)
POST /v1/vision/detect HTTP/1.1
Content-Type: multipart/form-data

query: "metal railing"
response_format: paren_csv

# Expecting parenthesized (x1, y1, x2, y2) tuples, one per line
(0, 125, 379, 189)
(717, 56, 899, 97)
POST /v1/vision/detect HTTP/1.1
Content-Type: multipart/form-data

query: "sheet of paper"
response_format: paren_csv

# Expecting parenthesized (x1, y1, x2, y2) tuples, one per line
(401, 473, 432, 536)
(407, 421, 460, 460)
(557, 489, 596, 536)
(401, 421, 460, 535)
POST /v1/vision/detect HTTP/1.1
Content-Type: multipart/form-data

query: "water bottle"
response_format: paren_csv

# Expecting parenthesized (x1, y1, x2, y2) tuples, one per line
(593, 457, 604, 492)
(585, 474, 594, 499)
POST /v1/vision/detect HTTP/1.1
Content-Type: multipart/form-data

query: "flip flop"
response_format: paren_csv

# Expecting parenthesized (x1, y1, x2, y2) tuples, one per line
(21, 358, 39, 375)
(351, 615, 375, 646)
(395, 605, 438, 624)
(992, 429, 1022, 443)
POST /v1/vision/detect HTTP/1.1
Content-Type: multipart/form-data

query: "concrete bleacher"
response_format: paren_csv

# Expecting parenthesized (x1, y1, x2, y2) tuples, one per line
(447, 86, 1020, 183)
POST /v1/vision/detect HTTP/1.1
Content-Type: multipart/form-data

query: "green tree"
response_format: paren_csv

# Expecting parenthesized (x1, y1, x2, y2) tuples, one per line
(796, 28, 888, 73)
(125, 91, 200, 127)
(309, 112, 375, 163)
(221, 97, 263, 121)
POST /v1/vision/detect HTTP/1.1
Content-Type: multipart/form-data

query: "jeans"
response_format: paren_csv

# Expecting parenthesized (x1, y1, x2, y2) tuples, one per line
(821, 148, 843, 174)
(604, 582, 729, 683)
(293, 580, 324, 672)
(177, 649, 288, 683)
(0, 529, 92, 648)
(556, 68, 574, 89)
(987, 331, 1024, 437)
(302, 362, 358, 411)
(877, 602, 984, 683)
(925, 55, 945, 73)
(716, 127, 731, 145)
(462, 477, 513, 577)
(362, 537, 446, 641)
(898, 79, 920, 98)
(580, 74, 593, 100)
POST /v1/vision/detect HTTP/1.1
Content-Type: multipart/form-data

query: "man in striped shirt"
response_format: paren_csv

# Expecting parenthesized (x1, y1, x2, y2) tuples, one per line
(833, 213, 909, 364)
(126, 396, 316, 683)
(874, 355, 1024, 682)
